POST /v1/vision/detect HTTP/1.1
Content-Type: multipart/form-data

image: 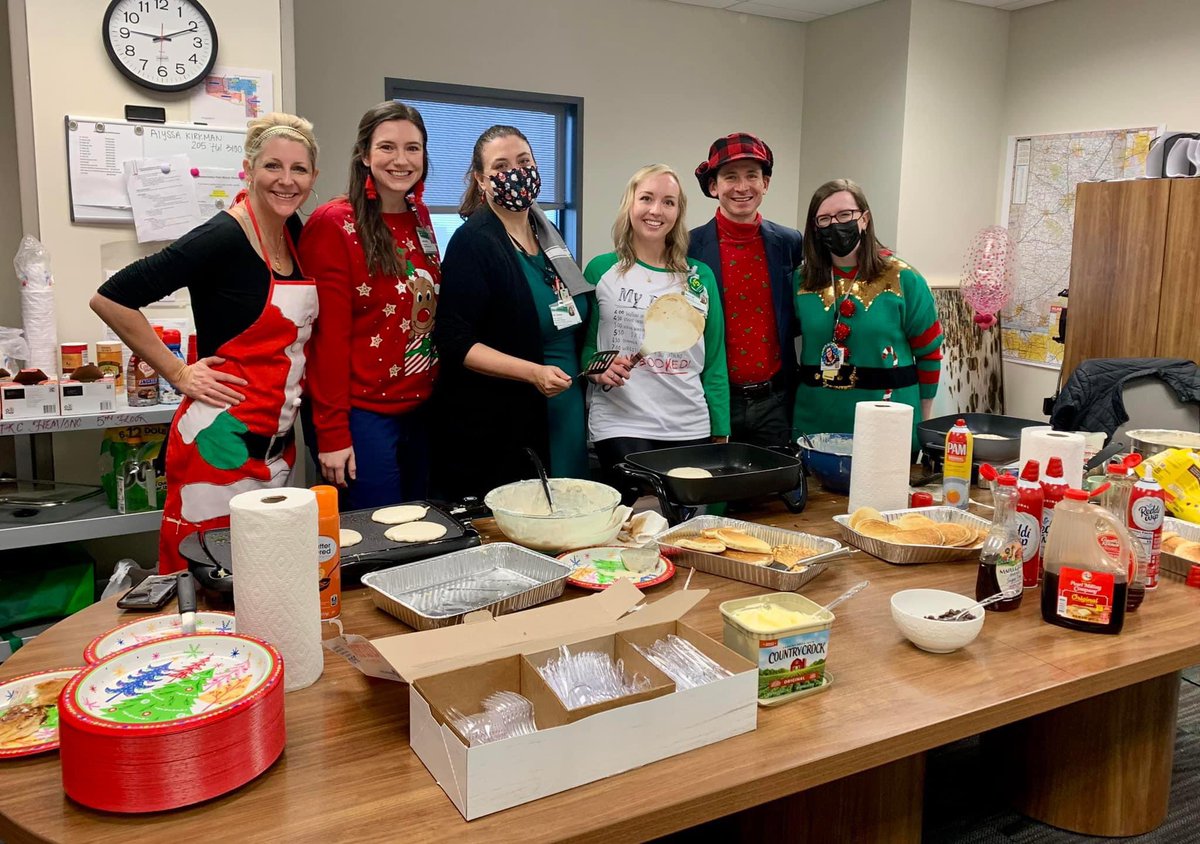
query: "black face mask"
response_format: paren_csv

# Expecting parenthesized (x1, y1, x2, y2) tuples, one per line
(817, 220, 862, 258)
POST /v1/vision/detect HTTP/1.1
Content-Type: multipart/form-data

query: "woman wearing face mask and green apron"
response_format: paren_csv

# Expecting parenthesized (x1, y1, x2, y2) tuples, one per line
(792, 179, 944, 450)
(431, 125, 620, 501)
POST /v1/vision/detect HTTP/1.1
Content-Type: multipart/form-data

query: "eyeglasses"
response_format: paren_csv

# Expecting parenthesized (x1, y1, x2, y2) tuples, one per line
(815, 209, 864, 228)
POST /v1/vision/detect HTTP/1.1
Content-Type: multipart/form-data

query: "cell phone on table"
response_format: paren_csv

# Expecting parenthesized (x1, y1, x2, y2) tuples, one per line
(117, 574, 178, 610)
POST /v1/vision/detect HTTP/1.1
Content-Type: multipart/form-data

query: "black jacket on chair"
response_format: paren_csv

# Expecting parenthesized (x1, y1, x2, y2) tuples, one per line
(688, 218, 804, 384)
(431, 206, 557, 501)
(1050, 357, 1200, 440)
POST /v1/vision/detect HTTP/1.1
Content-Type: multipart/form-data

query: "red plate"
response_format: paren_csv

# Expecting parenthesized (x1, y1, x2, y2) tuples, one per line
(558, 546, 675, 591)
(0, 667, 83, 759)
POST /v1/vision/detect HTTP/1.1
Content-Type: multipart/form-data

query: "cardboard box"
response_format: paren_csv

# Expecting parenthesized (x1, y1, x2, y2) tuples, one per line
(59, 378, 117, 415)
(0, 381, 60, 419)
(373, 579, 758, 820)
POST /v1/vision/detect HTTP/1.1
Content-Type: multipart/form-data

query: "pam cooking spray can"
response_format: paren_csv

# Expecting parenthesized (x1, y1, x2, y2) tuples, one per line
(312, 485, 342, 619)
(943, 419, 974, 509)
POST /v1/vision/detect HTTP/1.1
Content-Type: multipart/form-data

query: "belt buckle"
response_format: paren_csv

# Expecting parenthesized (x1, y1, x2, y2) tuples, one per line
(821, 366, 858, 391)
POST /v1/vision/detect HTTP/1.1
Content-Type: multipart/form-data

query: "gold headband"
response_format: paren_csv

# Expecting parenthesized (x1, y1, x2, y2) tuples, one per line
(249, 124, 314, 155)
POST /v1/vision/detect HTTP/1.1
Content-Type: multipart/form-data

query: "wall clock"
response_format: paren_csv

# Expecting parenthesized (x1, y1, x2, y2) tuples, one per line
(102, 0, 218, 93)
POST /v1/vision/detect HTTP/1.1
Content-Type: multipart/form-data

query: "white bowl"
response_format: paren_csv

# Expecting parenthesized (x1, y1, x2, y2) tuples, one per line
(890, 589, 985, 653)
(485, 478, 630, 553)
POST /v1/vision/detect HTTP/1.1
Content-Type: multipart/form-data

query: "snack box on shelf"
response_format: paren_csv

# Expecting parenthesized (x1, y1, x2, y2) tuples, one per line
(1, 380, 60, 419)
(369, 579, 757, 820)
(59, 377, 117, 415)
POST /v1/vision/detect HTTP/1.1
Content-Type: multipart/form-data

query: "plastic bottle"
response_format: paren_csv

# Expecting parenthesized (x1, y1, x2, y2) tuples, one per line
(158, 329, 185, 406)
(1099, 460, 1145, 611)
(1128, 466, 1166, 590)
(976, 474, 1024, 611)
(125, 353, 158, 407)
(312, 484, 342, 620)
(943, 419, 974, 510)
(1017, 460, 1045, 589)
(1041, 489, 1133, 634)
(186, 333, 198, 366)
(1040, 456, 1068, 563)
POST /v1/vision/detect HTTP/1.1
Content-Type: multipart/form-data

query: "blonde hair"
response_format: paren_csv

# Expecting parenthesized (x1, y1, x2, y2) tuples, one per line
(612, 164, 690, 273)
(245, 112, 318, 169)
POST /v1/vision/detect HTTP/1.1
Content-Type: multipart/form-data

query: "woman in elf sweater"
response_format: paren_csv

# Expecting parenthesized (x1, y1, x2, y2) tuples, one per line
(583, 164, 730, 490)
(792, 178, 943, 449)
(300, 101, 440, 507)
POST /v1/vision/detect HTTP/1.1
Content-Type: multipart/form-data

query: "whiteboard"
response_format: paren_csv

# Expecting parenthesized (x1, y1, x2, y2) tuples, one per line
(66, 115, 247, 224)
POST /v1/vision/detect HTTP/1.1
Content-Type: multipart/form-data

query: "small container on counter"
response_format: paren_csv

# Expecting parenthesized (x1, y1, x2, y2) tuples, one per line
(95, 341, 124, 388)
(59, 342, 89, 376)
(719, 592, 833, 706)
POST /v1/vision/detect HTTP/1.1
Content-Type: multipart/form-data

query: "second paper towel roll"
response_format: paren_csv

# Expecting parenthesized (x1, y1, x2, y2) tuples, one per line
(848, 401, 914, 513)
(1019, 428, 1086, 487)
(230, 487, 323, 692)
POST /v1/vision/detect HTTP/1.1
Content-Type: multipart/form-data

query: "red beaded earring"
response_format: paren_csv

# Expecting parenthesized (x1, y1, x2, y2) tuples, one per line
(364, 174, 378, 200)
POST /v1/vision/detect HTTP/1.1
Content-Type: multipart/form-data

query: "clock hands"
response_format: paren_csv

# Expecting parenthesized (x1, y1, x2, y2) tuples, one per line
(155, 25, 201, 41)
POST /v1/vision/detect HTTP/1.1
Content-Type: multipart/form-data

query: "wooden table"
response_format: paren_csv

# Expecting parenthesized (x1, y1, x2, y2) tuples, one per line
(2, 491, 1198, 843)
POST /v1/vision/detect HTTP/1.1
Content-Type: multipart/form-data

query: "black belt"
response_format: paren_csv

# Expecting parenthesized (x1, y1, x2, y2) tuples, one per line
(731, 370, 787, 398)
(798, 364, 918, 391)
(237, 427, 296, 462)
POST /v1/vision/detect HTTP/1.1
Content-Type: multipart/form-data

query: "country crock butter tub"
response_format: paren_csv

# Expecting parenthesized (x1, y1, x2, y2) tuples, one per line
(719, 592, 834, 706)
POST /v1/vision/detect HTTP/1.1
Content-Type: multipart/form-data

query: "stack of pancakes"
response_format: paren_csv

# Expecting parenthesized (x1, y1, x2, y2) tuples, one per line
(675, 528, 818, 571)
(847, 507, 985, 548)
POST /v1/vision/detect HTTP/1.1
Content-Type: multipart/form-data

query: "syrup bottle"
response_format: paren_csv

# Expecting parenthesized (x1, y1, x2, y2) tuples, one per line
(1100, 457, 1145, 612)
(1017, 460, 1045, 589)
(1041, 489, 1132, 634)
(976, 473, 1024, 611)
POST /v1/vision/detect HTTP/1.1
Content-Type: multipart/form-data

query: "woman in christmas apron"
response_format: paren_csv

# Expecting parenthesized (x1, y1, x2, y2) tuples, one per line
(92, 114, 320, 573)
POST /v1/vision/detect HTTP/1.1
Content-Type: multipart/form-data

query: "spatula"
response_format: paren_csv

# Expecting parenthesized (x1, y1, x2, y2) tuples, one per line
(576, 349, 620, 382)
(603, 294, 704, 392)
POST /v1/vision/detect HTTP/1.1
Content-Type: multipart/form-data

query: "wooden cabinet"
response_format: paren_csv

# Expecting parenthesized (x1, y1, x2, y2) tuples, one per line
(1063, 179, 1200, 378)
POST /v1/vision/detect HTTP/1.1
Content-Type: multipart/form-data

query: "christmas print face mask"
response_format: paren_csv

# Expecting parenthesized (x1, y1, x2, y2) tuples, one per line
(488, 165, 541, 212)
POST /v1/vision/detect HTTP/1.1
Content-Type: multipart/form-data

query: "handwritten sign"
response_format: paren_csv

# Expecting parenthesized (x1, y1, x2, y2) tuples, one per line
(0, 410, 175, 436)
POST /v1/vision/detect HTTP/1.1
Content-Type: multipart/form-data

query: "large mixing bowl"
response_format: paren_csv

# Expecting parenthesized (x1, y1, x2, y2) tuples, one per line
(799, 433, 854, 494)
(1126, 429, 1200, 459)
(484, 479, 629, 553)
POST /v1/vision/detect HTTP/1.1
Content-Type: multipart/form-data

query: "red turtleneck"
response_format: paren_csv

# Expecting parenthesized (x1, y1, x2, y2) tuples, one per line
(715, 208, 780, 385)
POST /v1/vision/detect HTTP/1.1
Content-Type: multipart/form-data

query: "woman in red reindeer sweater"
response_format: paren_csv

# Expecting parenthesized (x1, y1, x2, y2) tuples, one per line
(300, 102, 440, 508)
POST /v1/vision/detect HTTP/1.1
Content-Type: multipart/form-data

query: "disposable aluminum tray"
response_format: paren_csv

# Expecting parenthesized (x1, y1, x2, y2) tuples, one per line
(360, 543, 571, 631)
(1162, 517, 1200, 580)
(654, 515, 842, 590)
(833, 506, 992, 565)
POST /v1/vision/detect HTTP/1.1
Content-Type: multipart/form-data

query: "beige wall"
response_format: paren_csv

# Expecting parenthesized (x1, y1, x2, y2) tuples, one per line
(896, 0, 1008, 287)
(293, 0, 807, 260)
(798, 0, 911, 245)
(0, 1, 21, 326)
(999, 0, 1200, 421)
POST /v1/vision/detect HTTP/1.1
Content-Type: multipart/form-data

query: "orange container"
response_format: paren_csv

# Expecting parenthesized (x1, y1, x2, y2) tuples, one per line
(312, 485, 342, 619)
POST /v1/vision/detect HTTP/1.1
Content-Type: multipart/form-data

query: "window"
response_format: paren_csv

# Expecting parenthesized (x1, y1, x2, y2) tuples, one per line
(385, 78, 583, 256)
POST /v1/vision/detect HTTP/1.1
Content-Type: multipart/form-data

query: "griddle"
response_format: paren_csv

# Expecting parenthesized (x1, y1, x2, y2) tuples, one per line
(614, 443, 806, 524)
(180, 501, 481, 596)
(919, 413, 1045, 466)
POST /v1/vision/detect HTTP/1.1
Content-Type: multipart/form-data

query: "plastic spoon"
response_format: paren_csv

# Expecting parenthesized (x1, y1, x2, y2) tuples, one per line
(602, 294, 703, 392)
(951, 589, 1021, 620)
(823, 580, 869, 612)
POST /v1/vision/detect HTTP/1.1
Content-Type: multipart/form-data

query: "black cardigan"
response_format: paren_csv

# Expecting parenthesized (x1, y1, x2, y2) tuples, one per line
(430, 206, 554, 501)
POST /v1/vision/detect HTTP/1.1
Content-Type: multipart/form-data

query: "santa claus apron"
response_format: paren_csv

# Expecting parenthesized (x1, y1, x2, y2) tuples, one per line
(158, 202, 317, 573)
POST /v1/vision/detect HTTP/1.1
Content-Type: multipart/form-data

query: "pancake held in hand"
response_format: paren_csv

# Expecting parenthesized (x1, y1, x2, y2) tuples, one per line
(712, 529, 772, 554)
(383, 521, 448, 543)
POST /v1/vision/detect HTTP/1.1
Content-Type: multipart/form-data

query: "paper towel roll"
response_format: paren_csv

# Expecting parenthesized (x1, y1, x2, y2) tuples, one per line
(1019, 429, 1086, 487)
(230, 487, 323, 692)
(848, 401, 914, 513)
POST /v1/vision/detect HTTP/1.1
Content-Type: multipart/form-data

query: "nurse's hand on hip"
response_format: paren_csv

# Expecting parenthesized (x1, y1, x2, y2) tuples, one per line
(172, 357, 249, 407)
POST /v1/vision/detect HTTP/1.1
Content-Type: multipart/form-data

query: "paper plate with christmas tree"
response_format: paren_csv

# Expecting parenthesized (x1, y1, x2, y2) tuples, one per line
(84, 611, 236, 663)
(61, 634, 281, 734)
(0, 667, 82, 758)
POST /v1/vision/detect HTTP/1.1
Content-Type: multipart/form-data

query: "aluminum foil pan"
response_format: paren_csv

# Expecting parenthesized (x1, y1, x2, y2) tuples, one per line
(833, 506, 992, 565)
(361, 543, 571, 630)
(654, 515, 842, 590)
(1161, 517, 1200, 580)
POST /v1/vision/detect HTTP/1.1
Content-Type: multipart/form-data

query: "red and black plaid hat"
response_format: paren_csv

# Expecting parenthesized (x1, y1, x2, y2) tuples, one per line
(694, 133, 774, 198)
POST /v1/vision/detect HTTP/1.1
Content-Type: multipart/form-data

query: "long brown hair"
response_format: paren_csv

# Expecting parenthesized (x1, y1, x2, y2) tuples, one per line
(348, 101, 429, 279)
(801, 179, 890, 291)
(458, 125, 531, 218)
(612, 164, 690, 273)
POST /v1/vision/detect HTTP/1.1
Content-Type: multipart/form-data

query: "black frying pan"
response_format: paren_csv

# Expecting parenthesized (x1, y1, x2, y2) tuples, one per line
(615, 443, 803, 506)
(919, 413, 1046, 464)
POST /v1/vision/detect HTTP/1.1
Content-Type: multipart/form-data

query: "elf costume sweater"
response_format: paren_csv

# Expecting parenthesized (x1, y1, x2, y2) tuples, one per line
(299, 198, 440, 453)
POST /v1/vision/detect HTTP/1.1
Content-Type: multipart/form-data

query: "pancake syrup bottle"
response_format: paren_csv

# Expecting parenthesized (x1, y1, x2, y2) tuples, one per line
(1017, 460, 1044, 589)
(1041, 490, 1131, 634)
(943, 419, 974, 510)
(976, 474, 1024, 611)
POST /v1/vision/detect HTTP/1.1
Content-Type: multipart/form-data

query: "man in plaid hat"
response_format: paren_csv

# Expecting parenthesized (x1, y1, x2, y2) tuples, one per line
(689, 133, 804, 448)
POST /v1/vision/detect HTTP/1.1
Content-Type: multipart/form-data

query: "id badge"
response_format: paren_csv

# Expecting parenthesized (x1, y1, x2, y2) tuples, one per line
(684, 271, 709, 316)
(819, 341, 845, 379)
(415, 227, 439, 259)
(550, 292, 582, 330)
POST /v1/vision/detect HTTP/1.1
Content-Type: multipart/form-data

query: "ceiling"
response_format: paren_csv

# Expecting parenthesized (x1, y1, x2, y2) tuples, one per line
(663, 0, 1054, 23)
